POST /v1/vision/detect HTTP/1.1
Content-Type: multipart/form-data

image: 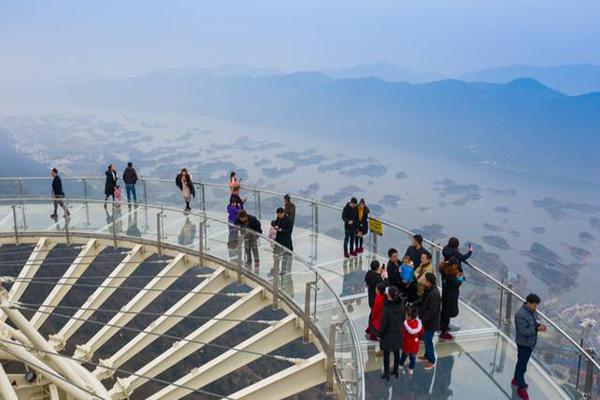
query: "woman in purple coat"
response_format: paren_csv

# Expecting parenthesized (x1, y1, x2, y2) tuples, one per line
(227, 200, 242, 232)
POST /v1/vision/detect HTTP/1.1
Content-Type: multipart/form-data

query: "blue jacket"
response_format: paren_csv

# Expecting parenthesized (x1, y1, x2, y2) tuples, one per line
(400, 264, 414, 283)
(515, 304, 539, 348)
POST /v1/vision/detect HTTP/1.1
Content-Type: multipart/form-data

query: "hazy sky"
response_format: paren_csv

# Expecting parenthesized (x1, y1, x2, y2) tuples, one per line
(1, 0, 599, 83)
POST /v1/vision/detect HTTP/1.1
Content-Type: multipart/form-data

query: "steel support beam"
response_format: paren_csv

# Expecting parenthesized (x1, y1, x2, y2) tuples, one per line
(0, 292, 109, 399)
(147, 314, 301, 400)
(0, 362, 18, 400)
(74, 252, 191, 362)
(1, 237, 55, 323)
(109, 286, 269, 398)
(50, 244, 149, 350)
(0, 339, 94, 400)
(30, 239, 106, 330)
(94, 267, 231, 379)
(226, 353, 327, 400)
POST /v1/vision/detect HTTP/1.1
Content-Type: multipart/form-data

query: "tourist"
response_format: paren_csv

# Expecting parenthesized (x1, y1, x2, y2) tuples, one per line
(405, 234, 430, 269)
(229, 186, 247, 208)
(355, 198, 370, 253)
(274, 207, 293, 251)
(366, 282, 386, 342)
(442, 237, 473, 273)
(400, 256, 416, 301)
(439, 258, 463, 340)
(104, 164, 118, 207)
(414, 252, 434, 297)
(235, 210, 262, 269)
(342, 197, 358, 258)
(386, 248, 402, 291)
(229, 171, 241, 194)
(364, 260, 383, 308)
(414, 273, 440, 370)
(274, 207, 294, 273)
(50, 168, 69, 219)
(283, 194, 296, 232)
(175, 168, 195, 211)
(122, 161, 138, 205)
(227, 200, 242, 231)
(399, 305, 424, 375)
(379, 285, 405, 381)
(513, 293, 546, 400)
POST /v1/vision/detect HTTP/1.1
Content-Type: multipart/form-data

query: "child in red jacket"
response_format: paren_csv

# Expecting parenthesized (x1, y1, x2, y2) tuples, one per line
(400, 305, 424, 375)
(366, 283, 386, 343)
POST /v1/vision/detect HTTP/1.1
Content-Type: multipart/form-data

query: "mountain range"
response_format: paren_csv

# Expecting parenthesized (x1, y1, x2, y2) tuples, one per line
(462, 64, 600, 96)
(14, 70, 596, 182)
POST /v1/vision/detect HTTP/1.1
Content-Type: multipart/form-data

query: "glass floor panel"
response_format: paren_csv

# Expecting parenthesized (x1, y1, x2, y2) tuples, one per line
(362, 332, 567, 400)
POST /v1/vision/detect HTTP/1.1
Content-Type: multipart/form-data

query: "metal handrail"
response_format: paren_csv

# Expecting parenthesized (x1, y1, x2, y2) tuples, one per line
(1, 175, 598, 375)
(0, 196, 365, 399)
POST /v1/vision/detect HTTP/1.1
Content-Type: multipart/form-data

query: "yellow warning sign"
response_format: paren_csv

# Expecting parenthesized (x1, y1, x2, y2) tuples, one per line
(370, 218, 383, 236)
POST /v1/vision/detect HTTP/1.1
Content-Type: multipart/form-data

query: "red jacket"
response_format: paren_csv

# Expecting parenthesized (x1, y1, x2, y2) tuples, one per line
(369, 293, 385, 333)
(402, 318, 424, 354)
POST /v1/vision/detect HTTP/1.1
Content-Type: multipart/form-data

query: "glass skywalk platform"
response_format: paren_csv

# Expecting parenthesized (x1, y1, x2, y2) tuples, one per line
(0, 176, 598, 399)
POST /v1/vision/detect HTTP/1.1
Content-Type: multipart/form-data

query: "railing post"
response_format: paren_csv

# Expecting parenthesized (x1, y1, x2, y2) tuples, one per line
(256, 190, 261, 220)
(326, 322, 338, 394)
(314, 201, 319, 235)
(112, 203, 118, 248)
(236, 228, 243, 284)
(498, 284, 504, 328)
(11, 205, 19, 245)
(64, 207, 71, 245)
(303, 281, 314, 343)
(142, 179, 148, 205)
(200, 184, 206, 215)
(272, 252, 280, 310)
(198, 216, 205, 268)
(82, 178, 88, 202)
(372, 232, 378, 256)
(582, 349, 596, 399)
(156, 211, 162, 255)
(17, 179, 23, 199)
(504, 283, 513, 325)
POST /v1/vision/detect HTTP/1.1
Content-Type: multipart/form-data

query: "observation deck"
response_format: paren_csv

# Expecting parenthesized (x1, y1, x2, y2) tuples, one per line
(0, 176, 598, 400)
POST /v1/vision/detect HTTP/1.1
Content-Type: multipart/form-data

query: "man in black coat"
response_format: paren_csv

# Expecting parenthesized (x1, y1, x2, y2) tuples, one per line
(342, 197, 358, 258)
(405, 234, 431, 269)
(274, 207, 294, 273)
(235, 210, 263, 269)
(50, 168, 69, 218)
(364, 260, 383, 308)
(414, 272, 441, 370)
(122, 161, 138, 205)
(386, 248, 402, 291)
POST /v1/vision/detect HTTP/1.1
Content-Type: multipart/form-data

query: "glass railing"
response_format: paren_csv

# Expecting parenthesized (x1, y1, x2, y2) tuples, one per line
(1, 176, 599, 399)
(0, 197, 365, 400)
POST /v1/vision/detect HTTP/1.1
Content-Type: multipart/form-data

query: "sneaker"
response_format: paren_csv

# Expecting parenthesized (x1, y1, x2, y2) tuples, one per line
(516, 388, 529, 400)
(424, 362, 435, 371)
(350, 250, 358, 256)
(375, 350, 383, 357)
(254, 261, 260, 269)
(417, 355, 428, 361)
(439, 332, 454, 340)
(391, 370, 399, 379)
(380, 373, 390, 381)
(344, 252, 350, 258)
(64, 210, 71, 218)
(357, 247, 364, 253)
(50, 213, 58, 219)
(511, 378, 529, 389)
